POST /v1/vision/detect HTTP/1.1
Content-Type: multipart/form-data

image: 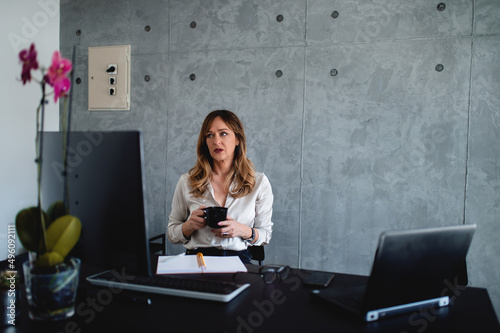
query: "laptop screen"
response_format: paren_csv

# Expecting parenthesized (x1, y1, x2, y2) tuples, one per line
(41, 131, 152, 276)
(363, 224, 476, 311)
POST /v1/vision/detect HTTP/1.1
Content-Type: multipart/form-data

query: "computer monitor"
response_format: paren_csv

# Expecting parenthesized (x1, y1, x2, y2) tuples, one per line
(40, 131, 152, 276)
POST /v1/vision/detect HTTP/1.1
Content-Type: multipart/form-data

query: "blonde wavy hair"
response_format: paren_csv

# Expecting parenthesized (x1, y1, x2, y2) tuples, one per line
(188, 110, 255, 198)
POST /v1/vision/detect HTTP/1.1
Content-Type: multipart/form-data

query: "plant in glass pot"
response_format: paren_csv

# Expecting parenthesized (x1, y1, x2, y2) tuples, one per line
(15, 43, 82, 321)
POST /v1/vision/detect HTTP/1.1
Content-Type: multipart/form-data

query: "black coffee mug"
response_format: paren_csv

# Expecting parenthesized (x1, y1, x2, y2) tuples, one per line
(203, 206, 228, 229)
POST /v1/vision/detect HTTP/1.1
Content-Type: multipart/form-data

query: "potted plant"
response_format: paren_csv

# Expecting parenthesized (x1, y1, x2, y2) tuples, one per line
(15, 43, 82, 321)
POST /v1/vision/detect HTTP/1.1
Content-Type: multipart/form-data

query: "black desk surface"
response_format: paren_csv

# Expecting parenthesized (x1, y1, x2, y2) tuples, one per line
(2, 255, 500, 333)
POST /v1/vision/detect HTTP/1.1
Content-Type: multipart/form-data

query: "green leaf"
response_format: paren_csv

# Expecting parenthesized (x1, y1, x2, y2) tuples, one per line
(36, 252, 64, 267)
(15, 207, 48, 252)
(47, 201, 68, 227)
(45, 215, 82, 259)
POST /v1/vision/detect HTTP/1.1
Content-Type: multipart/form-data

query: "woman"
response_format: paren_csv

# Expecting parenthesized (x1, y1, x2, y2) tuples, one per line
(167, 110, 273, 264)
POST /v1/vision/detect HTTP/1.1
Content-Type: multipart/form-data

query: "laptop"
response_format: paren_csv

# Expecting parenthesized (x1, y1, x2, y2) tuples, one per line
(311, 224, 476, 321)
(41, 131, 249, 303)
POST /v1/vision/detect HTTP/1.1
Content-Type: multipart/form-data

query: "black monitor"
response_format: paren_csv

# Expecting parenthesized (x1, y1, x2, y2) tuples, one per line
(40, 131, 152, 276)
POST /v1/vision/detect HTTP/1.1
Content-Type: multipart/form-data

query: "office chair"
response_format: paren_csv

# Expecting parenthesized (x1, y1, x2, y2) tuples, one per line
(249, 246, 265, 265)
(149, 233, 265, 265)
(149, 234, 166, 255)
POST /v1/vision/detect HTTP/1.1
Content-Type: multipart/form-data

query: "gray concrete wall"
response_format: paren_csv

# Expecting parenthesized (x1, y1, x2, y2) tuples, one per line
(60, 0, 500, 318)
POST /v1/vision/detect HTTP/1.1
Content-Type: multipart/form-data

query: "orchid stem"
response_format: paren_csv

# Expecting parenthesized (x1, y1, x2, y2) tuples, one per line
(62, 96, 69, 212)
(36, 80, 48, 254)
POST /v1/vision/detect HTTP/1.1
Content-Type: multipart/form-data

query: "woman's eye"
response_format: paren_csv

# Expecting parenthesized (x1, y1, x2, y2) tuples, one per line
(206, 134, 213, 138)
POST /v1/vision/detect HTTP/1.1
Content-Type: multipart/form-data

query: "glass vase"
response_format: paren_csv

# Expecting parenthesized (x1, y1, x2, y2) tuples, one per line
(23, 257, 80, 321)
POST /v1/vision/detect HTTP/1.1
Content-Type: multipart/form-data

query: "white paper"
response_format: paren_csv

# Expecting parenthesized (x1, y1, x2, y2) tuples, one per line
(156, 255, 248, 274)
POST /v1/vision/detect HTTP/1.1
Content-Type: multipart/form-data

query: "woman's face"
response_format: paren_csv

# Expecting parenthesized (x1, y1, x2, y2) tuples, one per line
(205, 116, 240, 164)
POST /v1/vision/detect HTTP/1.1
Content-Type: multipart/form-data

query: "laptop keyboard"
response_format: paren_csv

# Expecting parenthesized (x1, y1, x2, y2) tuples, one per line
(87, 271, 250, 303)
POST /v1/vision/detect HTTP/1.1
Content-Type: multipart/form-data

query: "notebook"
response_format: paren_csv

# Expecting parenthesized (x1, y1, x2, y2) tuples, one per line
(311, 224, 476, 322)
(156, 254, 248, 274)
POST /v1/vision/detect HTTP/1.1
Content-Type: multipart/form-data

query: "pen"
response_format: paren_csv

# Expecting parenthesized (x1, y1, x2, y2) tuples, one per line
(197, 253, 207, 270)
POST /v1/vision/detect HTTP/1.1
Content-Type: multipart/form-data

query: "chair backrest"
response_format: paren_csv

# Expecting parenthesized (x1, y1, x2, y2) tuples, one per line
(249, 246, 265, 265)
(149, 234, 166, 255)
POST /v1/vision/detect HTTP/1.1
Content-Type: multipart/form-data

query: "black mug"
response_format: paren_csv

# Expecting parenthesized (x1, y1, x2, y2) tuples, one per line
(203, 206, 228, 229)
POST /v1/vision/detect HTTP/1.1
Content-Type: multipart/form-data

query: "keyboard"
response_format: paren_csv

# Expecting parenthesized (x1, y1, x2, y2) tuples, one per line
(86, 270, 250, 303)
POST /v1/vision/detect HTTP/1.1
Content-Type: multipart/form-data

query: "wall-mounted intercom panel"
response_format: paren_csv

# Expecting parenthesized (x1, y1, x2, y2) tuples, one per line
(88, 45, 131, 111)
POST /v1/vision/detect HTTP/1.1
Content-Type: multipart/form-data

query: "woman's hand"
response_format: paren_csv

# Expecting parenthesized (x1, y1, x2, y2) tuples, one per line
(213, 216, 256, 241)
(182, 205, 207, 238)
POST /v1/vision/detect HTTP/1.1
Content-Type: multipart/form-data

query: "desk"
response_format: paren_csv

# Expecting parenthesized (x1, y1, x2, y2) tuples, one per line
(2, 256, 499, 333)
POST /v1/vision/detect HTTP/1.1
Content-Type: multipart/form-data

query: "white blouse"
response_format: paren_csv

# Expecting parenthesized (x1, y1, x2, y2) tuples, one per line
(167, 172, 274, 251)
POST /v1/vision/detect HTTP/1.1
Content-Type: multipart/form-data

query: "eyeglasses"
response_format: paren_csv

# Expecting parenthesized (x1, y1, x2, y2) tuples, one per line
(233, 264, 291, 284)
(258, 265, 291, 284)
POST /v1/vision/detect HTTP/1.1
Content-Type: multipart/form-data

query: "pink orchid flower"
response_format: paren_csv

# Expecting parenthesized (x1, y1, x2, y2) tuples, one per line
(19, 43, 39, 85)
(45, 51, 72, 102)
